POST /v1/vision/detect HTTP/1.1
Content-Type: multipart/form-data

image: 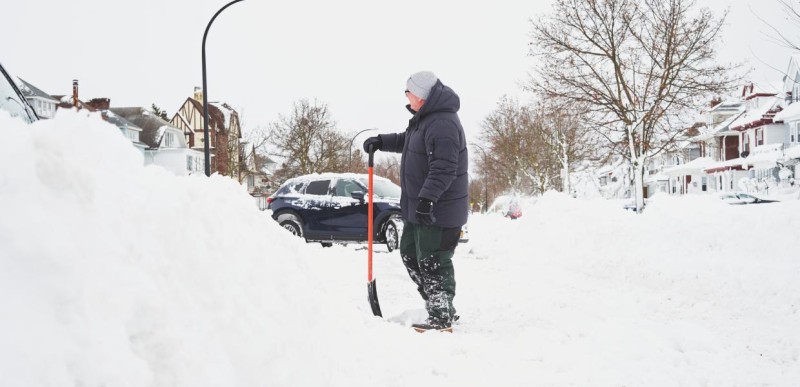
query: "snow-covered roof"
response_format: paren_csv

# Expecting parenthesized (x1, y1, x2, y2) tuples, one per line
(102, 110, 142, 132)
(704, 146, 784, 172)
(664, 157, 715, 177)
(285, 172, 392, 183)
(644, 173, 669, 183)
(774, 101, 800, 122)
(210, 102, 235, 126)
(695, 110, 746, 141)
(16, 78, 57, 101)
(728, 97, 781, 131)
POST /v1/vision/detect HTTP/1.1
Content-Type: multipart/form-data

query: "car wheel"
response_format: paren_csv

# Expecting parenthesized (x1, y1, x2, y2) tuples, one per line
(277, 213, 303, 238)
(320, 242, 333, 247)
(384, 219, 399, 252)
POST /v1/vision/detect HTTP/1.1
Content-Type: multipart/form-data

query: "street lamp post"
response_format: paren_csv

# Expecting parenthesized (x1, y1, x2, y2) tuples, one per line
(202, 0, 246, 177)
(348, 128, 377, 169)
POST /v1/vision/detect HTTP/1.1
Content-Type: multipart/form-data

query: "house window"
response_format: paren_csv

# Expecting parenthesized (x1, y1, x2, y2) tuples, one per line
(756, 129, 764, 146)
(701, 177, 707, 192)
(792, 122, 799, 143)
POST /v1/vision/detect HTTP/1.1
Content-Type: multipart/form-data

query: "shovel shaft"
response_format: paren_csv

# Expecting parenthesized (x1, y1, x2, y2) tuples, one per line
(366, 145, 382, 317)
(368, 165, 374, 282)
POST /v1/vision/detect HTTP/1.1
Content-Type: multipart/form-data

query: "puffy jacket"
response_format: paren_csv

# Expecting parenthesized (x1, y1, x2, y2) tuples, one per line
(379, 80, 469, 228)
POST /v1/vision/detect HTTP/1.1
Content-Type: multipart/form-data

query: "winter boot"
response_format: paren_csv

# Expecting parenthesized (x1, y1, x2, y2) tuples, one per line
(412, 319, 453, 333)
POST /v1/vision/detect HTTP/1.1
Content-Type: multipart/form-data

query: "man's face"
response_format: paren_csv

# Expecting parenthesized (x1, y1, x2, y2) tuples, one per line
(405, 90, 425, 112)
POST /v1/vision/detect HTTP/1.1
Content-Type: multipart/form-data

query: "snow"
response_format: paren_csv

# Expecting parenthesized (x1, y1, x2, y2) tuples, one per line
(774, 101, 800, 122)
(729, 96, 781, 129)
(2, 111, 800, 386)
(664, 157, 715, 176)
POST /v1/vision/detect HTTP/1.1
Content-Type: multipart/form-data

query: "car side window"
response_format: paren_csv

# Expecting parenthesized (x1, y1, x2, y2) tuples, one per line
(290, 182, 305, 193)
(334, 179, 362, 197)
(305, 180, 331, 195)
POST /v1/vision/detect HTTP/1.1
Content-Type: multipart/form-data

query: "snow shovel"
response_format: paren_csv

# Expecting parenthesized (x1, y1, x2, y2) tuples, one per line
(367, 145, 383, 317)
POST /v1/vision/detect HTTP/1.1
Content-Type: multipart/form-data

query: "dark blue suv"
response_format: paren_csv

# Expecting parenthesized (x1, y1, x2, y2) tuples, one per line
(267, 173, 403, 250)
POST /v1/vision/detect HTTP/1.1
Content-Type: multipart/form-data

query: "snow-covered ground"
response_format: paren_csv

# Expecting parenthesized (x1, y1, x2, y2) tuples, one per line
(2, 111, 799, 386)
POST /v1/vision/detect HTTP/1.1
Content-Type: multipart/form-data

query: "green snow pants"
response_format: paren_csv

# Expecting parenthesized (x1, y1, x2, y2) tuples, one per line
(399, 221, 460, 324)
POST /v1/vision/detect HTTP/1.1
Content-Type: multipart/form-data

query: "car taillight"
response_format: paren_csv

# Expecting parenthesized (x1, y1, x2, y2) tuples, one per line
(266, 197, 275, 204)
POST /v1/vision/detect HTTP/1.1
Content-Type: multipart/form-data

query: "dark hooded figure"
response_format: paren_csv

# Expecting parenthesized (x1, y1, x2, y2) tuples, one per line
(363, 71, 469, 332)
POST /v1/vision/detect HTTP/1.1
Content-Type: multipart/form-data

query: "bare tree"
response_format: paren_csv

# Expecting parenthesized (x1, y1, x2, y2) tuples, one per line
(529, 0, 739, 212)
(533, 99, 606, 194)
(476, 96, 559, 196)
(757, 0, 800, 51)
(269, 99, 349, 182)
(374, 156, 401, 185)
(243, 124, 274, 173)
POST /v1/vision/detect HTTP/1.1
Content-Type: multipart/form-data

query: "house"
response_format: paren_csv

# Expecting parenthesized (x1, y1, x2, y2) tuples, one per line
(240, 143, 278, 210)
(596, 157, 631, 199)
(52, 81, 148, 155)
(169, 87, 241, 177)
(771, 54, 800, 188)
(699, 83, 787, 194)
(664, 99, 746, 194)
(16, 78, 57, 119)
(111, 107, 205, 176)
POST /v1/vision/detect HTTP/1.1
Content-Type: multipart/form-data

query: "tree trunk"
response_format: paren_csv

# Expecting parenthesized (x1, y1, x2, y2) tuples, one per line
(561, 147, 570, 194)
(633, 161, 645, 213)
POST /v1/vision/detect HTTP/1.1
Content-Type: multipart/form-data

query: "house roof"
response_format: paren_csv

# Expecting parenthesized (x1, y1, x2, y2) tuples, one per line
(774, 101, 800, 122)
(111, 107, 185, 149)
(16, 78, 57, 102)
(694, 110, 746, 141)
(186, 98, 227, 133)
(664, 157, 715, 176)
(102, 110, 142, 132)
(729, 97, 782, 131)
(704, 145, 785, 173)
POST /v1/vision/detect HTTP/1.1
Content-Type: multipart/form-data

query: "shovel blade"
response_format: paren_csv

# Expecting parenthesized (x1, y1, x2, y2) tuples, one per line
(367, 279, 382, 317)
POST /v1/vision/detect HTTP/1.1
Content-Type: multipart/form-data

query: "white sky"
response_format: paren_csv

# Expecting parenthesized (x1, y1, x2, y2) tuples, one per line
(1, 0, 797, 147)
(2, 111, 799, 385)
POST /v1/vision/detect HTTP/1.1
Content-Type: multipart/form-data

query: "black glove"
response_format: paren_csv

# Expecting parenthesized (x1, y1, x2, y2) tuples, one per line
(416, 198, 436, 226)
(362, 136, 382, 153)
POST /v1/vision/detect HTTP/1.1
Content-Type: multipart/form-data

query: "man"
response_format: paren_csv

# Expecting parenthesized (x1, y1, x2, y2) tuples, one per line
(363, 71, 469, 332)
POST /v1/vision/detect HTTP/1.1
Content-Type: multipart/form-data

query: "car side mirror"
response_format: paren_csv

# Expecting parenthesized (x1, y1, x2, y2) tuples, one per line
(351, 191, 365, 202)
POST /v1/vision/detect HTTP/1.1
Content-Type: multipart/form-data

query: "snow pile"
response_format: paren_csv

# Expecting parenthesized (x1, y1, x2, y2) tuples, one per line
(1, 111, 799, 386)
(0, 111, 378, 386)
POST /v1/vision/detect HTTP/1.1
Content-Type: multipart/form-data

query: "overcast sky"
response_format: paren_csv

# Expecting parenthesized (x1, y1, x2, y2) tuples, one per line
(2, 0, 797, 149)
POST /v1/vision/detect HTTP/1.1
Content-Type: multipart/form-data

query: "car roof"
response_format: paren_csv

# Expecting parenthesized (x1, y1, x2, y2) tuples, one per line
(284, 172, 391, 184)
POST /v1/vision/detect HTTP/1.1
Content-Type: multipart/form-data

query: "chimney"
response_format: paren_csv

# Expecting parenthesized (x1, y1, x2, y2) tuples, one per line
(72, 79, 79, 108)
(193, 86, 203, 102)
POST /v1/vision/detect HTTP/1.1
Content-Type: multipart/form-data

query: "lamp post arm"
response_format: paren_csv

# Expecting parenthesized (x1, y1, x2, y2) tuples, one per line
(348, 128, 378, 168)
(202, 0, 246, 176)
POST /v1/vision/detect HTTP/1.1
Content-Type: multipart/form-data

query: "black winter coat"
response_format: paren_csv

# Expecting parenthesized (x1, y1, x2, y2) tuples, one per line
(379, 80, 469, 228)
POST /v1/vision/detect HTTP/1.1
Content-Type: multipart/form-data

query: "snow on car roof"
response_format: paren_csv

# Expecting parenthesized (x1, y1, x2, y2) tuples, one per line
(284, 172, 391, 183)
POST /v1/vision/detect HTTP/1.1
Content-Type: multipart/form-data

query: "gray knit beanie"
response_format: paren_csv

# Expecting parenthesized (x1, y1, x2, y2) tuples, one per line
(406, 71, 438, 100)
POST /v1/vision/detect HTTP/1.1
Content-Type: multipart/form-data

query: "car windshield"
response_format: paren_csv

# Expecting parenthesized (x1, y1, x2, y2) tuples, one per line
(358, 178, 401, 199)
(0, 64, 36, 123)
